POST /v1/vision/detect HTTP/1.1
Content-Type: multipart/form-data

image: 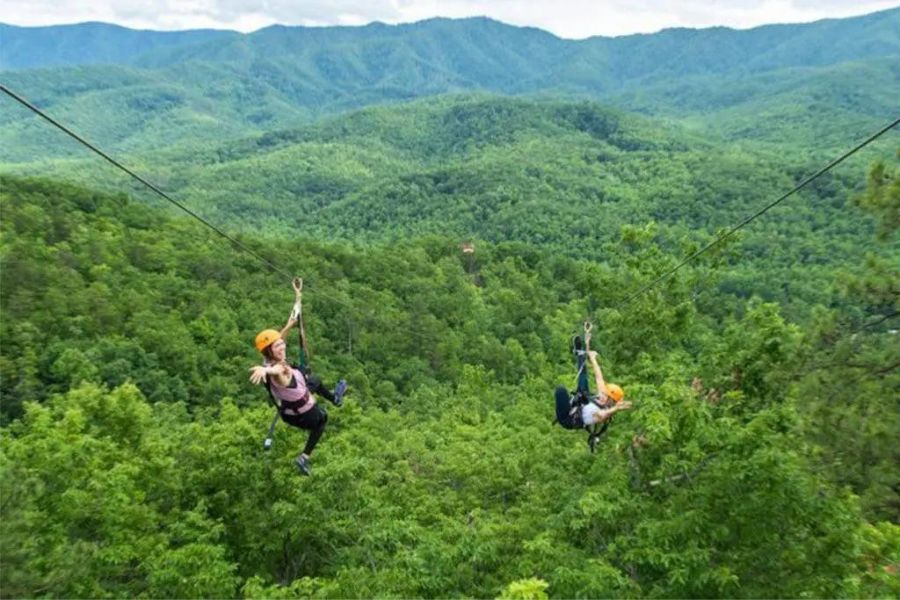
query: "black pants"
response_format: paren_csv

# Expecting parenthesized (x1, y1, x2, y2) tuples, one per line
(555, 386, 579, 429)
(576, 349, 589, 395)
(282, 405, 328, 456)
(305, 374, 335, 403)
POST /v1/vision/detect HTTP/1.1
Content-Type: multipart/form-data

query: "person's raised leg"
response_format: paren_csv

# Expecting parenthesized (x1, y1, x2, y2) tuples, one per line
(307, 374, 347, 407)
(555, 386, 574, 428)
(573, 336, 590, 395)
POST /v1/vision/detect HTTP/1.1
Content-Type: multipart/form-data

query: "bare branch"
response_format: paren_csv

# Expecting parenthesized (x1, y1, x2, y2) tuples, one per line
(648, 454, 718, 487)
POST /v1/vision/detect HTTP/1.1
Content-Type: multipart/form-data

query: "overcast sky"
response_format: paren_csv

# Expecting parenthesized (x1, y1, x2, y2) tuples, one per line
(1, 0, 897, 38)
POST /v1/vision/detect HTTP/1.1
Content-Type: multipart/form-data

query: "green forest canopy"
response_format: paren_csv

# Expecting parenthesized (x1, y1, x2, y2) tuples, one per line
(1, 10, 899, 598)
(1, 158, 897, 596)
(3, 94, 893, 323)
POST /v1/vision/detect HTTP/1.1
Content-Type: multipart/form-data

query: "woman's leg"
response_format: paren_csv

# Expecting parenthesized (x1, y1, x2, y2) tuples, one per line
(306, 374, 335, 402)
(285, 407, 329, 456)
(302, 407, 328, 456)
(307, 373, 347, 406)
(555, 386, 574, 428)
(574, 337, 590, 395)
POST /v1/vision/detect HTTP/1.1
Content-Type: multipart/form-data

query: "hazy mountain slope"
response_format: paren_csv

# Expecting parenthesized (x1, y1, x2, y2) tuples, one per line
(0, 22, 237, 70)
(0, 63, 312, 161)
(610, 58, 900, 146)
(5, 10, 897, 77)
(569, 8, 900, 85)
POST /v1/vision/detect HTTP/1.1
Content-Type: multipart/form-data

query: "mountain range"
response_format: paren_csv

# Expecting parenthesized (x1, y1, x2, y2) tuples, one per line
(2, 9, 897, 160)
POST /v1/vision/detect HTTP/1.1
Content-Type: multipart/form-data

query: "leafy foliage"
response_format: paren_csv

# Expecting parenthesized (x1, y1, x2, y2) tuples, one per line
(796, 155, 900, 522)
(1, 12, 898, 594)
(1, 94, 885, 323)
(1, 173, 897, 597)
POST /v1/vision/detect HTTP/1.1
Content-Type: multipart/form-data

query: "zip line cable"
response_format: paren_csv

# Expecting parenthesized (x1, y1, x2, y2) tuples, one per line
(614, 116, 900, 309)
(1, 83, 295, 280)
(0, 83, 361, 320)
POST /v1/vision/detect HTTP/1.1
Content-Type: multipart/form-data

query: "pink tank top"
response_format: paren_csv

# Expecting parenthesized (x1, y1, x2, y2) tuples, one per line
(268, 366, 316, 415)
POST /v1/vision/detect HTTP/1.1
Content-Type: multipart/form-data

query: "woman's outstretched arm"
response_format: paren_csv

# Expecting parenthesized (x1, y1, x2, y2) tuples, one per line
(279, 277, 303, 339)
(588, 350, 608, 397)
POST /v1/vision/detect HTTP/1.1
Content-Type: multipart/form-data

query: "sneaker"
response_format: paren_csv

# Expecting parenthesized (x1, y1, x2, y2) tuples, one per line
(295, 454, 311, 476)
(333, 379, 348, 407)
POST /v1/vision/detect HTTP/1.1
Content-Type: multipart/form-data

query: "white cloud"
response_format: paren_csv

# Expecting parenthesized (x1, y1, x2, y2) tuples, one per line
(0, 0, 896, 36)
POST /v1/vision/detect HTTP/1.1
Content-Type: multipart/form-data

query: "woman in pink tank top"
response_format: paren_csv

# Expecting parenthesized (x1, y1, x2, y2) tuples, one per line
(249, 278, 348, 476)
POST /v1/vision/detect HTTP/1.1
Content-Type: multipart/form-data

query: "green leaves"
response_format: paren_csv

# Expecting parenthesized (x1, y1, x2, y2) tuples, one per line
(499, 577, 549, 600)
(2, 166, 896, 597)
(854, 154, 900, 240)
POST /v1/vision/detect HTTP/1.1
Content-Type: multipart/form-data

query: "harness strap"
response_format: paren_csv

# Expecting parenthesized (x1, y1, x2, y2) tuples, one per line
(263, 377, 280, 446)
(279, 391, 312, 415)
(263, 377, 279, 409)
(586, 415, 612, 452)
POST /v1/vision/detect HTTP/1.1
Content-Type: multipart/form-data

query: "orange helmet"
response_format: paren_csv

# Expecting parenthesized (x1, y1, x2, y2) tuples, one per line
(255, 329, 281, 353)
(606, 384, 624, 403)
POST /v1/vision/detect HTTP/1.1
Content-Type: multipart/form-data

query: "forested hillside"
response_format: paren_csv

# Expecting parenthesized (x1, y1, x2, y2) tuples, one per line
(3, 94, 890, 322)
(1, 170, 897, 597)
(1, 9, 897, 158)
(1, 8, 898, 598)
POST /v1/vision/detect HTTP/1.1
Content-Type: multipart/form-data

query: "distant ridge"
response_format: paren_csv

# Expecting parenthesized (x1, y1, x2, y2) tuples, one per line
(0, 9, 896, 157)
(2, 8, 897, 74)
(0, 22, 238, 70)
